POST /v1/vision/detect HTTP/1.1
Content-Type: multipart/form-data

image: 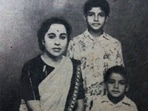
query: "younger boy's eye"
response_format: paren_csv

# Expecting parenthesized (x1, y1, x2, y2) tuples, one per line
(119, 80, 126, 85)
(108, 80, 115, 84)
(48, 33, 56, 39)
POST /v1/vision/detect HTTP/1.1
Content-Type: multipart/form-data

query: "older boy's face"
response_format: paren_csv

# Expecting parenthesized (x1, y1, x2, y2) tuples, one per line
(105, 73, 127, 98)
(85, 7, 106, 32)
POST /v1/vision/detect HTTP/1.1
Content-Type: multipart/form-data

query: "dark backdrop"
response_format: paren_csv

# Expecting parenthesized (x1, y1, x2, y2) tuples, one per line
(0, 0, 148, 111)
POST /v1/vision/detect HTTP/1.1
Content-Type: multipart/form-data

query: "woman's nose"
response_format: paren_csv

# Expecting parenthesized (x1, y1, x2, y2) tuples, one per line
(54, 38, 60, 46)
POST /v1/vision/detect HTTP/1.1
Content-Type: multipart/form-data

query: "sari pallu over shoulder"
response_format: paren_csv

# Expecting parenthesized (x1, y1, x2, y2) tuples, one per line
(65, 60, 82, 111)
(38, 57, 73, 111)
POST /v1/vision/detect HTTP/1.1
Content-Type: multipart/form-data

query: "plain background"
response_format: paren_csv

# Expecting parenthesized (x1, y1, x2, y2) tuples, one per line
(0, 0, 148, 111)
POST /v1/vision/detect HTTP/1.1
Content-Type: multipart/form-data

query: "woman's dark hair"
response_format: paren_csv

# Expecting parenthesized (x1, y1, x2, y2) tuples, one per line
(104, 66, 129, 83)
(37, 17, 72, 51)
(83, 0, 110, 17)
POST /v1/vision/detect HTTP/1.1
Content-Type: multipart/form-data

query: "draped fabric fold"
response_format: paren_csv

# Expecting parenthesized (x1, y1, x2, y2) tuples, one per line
(38, 57, 73, 111)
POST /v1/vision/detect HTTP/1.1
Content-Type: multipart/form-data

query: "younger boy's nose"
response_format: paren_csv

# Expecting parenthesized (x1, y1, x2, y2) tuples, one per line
(114, 82, 119, 89)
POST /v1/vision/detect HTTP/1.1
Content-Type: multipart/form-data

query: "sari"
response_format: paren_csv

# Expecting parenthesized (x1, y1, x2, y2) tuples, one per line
(38, 56, 81, 111)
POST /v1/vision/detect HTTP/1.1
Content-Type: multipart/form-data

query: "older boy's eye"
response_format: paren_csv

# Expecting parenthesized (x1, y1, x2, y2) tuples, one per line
(98, 12, 105, 17)
(48, 33, 56, 39)
(87, 12, 94, 16)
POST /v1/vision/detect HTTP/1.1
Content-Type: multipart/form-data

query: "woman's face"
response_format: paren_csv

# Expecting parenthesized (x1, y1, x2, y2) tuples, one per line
(43, 23, 68, 58)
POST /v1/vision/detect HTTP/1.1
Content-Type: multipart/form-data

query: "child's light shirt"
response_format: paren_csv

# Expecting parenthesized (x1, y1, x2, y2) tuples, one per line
(92, 96, 138, 111)
(67, 30, 124, 109)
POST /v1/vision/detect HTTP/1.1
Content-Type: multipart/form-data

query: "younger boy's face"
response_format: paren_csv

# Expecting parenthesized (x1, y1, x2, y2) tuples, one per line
(85, 7, 107, 33)
(105, 73, 127, 98)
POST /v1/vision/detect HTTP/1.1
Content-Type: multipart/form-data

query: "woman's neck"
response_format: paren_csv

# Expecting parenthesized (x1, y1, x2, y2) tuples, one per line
(41, 52, 62, 67)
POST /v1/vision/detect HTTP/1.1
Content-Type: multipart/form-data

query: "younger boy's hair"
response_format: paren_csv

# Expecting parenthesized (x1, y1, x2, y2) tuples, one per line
(83, 0, 110, 17)
(104, 66, 129, 83)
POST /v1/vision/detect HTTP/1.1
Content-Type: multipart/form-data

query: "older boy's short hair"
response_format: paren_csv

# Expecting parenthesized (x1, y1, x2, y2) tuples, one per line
(104, 66, 129, 83)
(83, 0, 110, 17)
(37, 17, 72, 51)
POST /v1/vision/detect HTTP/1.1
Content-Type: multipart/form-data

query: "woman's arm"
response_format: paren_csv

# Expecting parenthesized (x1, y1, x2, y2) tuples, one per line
(21, 60, 42, 111)
(27, 100, 43, 111)
(19, 99, 28, 111)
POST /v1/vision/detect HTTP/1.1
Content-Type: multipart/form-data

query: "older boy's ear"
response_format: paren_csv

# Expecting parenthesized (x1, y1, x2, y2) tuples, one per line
(83, 15, 87, 21)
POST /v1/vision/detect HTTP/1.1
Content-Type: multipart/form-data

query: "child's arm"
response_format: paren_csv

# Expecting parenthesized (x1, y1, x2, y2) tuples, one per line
(19, 99, 28, 111)
(75, 99, 84, 111)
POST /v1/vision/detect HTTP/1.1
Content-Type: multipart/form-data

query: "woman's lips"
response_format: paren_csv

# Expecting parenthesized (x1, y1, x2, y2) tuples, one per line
(52, 48, 61, 52)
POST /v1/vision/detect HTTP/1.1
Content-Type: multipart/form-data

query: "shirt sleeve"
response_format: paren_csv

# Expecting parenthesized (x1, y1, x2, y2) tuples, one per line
(108, 40, 124, 68)
(116, 42, 124, 66)
(67, 39, 82, 60)
(131, 102, 138, 111)
(67, 40, 75, 58)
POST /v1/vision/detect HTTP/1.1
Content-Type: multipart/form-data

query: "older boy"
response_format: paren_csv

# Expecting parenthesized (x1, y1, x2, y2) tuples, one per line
(67, 0, 124, 110)
(92, 66, 138, 111)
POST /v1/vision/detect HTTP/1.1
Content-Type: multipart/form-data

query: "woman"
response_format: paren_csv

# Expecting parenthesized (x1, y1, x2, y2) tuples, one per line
(20, 17, 84, 111)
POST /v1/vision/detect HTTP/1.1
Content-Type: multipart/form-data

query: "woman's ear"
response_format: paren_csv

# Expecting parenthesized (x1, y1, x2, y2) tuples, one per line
(42, 40, 45, 45)
(83, 15, 87, 21)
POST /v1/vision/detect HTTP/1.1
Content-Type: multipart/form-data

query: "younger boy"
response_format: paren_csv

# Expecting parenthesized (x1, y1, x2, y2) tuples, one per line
(67, 0, 124, 110)
(92, 66, 138, 111)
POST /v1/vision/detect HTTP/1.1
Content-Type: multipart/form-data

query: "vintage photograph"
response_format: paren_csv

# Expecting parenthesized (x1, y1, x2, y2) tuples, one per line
(0, 0, 148, 111)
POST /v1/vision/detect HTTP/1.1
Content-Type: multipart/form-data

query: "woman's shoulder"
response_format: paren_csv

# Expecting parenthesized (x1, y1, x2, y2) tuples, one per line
(22, 55, 42, 71)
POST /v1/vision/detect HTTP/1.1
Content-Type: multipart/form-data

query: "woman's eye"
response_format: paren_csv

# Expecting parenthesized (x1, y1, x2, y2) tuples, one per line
(60, 35, 67, 40)
(48, 34, 55, 39)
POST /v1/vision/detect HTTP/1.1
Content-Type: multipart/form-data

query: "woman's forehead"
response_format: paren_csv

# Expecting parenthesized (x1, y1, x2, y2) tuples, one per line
(47, 24, 67, 33)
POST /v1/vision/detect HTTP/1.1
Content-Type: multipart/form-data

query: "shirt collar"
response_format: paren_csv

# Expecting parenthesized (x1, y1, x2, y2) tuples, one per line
(101, 96, 130, 106)
(83, 29, 109, 41)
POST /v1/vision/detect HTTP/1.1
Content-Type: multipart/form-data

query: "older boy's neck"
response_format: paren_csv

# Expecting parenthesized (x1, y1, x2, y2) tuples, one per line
(88, 29, 103, 38)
